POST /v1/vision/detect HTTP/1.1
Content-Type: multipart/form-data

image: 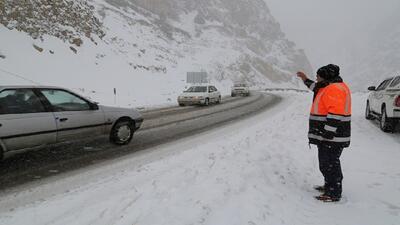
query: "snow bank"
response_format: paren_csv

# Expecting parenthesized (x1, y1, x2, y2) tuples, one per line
(0, 92, 399, 225)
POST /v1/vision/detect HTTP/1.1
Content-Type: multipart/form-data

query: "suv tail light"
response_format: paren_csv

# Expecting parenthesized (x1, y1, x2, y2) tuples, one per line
(395, 96, 400, 107)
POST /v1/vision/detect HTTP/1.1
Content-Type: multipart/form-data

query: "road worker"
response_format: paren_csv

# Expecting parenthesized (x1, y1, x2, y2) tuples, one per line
(297, 64, 351, 202)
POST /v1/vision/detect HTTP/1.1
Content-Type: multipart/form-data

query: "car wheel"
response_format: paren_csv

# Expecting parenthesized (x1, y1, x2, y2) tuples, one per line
(217, 96, 221, 104)
(231, 93, 236, 97)
(179, 103, 185, 107)
(204, 98, 209, 106)
(0, 145, 3, 162)
(380, 106, 394, 133)
(365, 101, 374, 120)
(110, 120, 135, 145)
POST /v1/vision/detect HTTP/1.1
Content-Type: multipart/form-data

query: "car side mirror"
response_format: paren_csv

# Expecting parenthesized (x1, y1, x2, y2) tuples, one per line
(368, 86, 376, 91)
(90, 102, 99, 110)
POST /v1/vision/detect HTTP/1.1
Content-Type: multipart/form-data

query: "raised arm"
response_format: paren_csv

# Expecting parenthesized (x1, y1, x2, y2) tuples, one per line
(297, 71, 316, 91)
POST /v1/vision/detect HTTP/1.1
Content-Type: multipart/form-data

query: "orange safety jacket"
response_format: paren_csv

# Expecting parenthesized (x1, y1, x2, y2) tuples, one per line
(306, 80, 352, 148)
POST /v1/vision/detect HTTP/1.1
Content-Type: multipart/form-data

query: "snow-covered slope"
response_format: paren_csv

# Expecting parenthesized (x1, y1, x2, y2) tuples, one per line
(346, 8, 400, 91)
(0, 0, 312, 107)
(0, 92, 399, 225)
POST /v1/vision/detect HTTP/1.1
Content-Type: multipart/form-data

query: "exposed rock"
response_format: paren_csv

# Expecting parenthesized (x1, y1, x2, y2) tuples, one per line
(33, 44, 44, 52)
(0, 0, 312, 86)
(49, 50, 54, 54)
(0, 50, 5, 59)
(71, 38, 83, 47)
(0, 0, 105, 45)
(69, 46, 77, 54)
(194, 14, 206, 25)
(131, 64, 167, 73)
(104, 0, 313, 83)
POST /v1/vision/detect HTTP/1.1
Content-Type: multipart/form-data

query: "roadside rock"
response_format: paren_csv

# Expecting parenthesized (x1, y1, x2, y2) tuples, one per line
(33, 44, 44, 52)
(70, 46, 77, 54)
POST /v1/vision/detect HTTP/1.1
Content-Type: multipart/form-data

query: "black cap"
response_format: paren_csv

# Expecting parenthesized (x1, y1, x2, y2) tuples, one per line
(317, 64, 340, 80)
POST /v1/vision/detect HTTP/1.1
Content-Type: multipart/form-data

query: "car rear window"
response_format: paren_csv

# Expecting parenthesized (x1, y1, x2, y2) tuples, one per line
(389, 76, 400, 88)
(376, 79, 392, 91)
(186, 86, 207, 92)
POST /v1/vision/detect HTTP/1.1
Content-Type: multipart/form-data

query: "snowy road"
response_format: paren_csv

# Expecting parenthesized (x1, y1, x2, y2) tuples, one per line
(0, 92, 279, 190)
(0, 91, 399, 225)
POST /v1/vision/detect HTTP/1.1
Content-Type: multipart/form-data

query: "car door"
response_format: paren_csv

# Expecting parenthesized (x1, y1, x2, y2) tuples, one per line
(385, 77, 400, 105)
(372, 79, 392, 113)
(38, 88, 106, 143)
(0, 88, 57, 151)
(213, 86, 220, 99)
(211, 86, 220, 102)
(207, 86, 215, 102)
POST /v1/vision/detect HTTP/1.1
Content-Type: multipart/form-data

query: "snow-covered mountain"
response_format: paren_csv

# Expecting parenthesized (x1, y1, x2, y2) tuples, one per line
(346, 9, 400, 91)
(0, 0, 312, 106)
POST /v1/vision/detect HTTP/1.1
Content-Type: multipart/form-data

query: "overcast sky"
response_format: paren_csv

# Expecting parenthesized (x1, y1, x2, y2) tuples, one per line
(265, 0, 400, 72)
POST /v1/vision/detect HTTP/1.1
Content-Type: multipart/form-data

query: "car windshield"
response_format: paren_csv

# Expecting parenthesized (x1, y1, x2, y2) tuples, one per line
(185, 86, 207, 92)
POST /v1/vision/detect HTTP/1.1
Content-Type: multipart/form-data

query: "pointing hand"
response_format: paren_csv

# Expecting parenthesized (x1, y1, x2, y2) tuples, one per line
(296, 71, 308, 81)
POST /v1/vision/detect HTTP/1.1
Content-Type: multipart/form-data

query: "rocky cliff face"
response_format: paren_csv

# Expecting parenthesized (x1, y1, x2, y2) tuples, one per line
(101, 0, 312, 84)
(0, 0, 104, 45)
(0, 0, 312, 105)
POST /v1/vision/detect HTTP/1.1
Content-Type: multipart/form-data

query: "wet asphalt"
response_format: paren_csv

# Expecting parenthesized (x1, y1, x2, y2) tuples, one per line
(0, 92, 281, 191)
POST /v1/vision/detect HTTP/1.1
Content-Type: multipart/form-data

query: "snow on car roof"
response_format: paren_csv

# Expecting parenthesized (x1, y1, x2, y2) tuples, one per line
(0, 85, 68, 90)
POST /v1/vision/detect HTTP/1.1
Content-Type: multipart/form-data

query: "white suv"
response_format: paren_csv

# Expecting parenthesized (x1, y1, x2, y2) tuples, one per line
(178, 85, 221, 106)
(366, 76, 400, 132)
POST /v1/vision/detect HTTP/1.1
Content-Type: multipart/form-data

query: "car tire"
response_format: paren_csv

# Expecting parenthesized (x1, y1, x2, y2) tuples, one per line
(204, 98, 209, 106)
(217, 96, 221, 104)
(380, 106, 394, 133)
(110, 120, 135, 145)
(365, 101, 374, 120)
(0, 145, 3, 162)
(179, 103, 184, 107)
(231, 93, 236, 97)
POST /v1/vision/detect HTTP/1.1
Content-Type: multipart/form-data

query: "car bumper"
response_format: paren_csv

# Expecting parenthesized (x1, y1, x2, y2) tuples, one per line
(134, 118, 144, 130)
(232, 90, 249, 95)
(393, 109, 400, 118)
(178, 99, 205, 105)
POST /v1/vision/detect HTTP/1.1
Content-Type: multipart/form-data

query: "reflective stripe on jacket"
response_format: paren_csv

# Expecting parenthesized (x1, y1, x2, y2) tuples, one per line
(308, 82, 352, 148)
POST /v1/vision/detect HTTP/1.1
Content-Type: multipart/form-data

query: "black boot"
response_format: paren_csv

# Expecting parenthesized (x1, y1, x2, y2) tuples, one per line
(315, 194, 341, 202)
(313, 185, 325, 193)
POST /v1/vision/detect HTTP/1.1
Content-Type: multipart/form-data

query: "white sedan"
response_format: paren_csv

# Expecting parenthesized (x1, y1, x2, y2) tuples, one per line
(178, 85, 221, 106)
(0, 86, 143, 160)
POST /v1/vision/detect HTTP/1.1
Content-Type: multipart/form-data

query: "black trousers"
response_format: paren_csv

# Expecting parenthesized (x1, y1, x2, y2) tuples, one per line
(317, 144, 344, 198)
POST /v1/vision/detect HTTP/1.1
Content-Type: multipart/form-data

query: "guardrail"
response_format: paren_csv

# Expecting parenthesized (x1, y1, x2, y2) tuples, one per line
(264, 88, 310, 93)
